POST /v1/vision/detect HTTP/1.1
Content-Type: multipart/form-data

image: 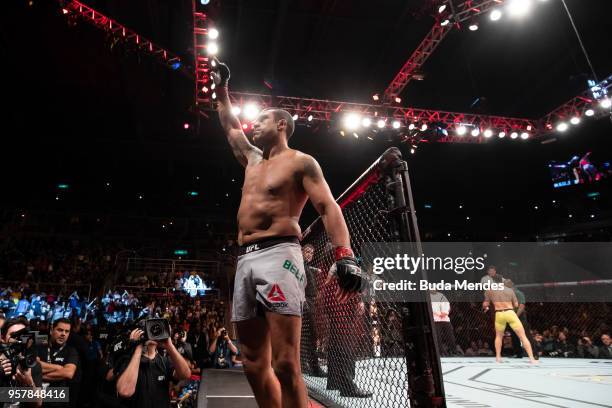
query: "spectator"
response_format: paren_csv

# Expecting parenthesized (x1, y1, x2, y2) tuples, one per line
(37, 318, 79, 408)
(478, 341, 494, 357)
(577, 335, 599, 358)
(208, 327, 238, 369)
(465, 341, 479, 357)
(551, 332, 576, 358)
(116, 328, 191, 408)
(599, 334, 612, 359)
(187, 321, 210, 368)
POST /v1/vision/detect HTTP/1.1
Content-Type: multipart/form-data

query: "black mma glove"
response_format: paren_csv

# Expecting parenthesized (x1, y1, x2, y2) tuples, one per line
(211, 58, 230, 87)
(329, 246, 364, 292)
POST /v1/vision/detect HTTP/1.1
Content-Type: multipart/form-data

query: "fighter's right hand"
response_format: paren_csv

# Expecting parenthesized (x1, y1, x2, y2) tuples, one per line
(210, 57, 230, 87)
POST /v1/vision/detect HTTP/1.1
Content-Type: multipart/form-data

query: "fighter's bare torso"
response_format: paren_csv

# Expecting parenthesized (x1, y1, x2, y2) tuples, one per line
(237, 149, 309, 245)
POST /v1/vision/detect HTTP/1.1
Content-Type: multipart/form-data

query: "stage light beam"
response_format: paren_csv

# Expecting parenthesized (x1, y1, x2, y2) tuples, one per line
(490, 9, 503, 21)
(243, 103, 260, 121)
(457, 125, 467, 136)
(208, 28, 219, 40)
(344, 113, 361, 130)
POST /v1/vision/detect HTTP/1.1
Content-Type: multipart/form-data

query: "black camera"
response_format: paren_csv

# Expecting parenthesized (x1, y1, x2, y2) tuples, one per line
(137, 318, 171, 342)
(0, 328, 44, 377)
(220, 329, 227, 338)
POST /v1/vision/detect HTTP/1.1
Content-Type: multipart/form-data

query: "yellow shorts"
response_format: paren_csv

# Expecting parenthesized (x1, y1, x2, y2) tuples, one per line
(494, 310, 523, 332)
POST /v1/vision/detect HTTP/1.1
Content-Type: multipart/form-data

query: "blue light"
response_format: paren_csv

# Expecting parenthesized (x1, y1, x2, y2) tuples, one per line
(171, 61, 181, 70)
(188, 191, 199, 197)
(424, 204, 432, 209)
(200, 0, 210, 4)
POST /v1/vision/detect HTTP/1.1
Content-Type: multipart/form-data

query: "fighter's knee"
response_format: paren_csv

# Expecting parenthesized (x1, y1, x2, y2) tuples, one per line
(272, 356, 300, 384)
(242, 356, 266, 375)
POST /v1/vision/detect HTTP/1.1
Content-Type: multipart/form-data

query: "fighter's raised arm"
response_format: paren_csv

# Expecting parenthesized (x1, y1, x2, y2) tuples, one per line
(211, 58, 262, 167)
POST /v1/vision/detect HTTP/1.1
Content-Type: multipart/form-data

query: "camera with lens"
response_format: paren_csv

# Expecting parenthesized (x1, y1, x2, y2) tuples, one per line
(108, 318, 171, 374)
(136, 318, 171, 342)
(0, 328, 45, 377)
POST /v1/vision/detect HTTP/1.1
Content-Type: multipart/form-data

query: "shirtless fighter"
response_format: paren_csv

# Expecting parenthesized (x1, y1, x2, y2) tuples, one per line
(211, 59, 364, 407)
(483, 276, 538, 364)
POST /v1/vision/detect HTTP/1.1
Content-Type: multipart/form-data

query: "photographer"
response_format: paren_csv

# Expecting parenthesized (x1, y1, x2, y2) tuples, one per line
(36, 318, 79, 408)
(208, 327, 238, 369)
(116, 328, 190, 408)
(0, 317, 42, 407)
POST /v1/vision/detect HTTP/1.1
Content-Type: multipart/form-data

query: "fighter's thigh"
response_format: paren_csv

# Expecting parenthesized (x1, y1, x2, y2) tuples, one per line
(266, 312, 302, 363)
(236, 318, 272, 366)
(507, 312, 525, 332)
(494, 313, 507, 332)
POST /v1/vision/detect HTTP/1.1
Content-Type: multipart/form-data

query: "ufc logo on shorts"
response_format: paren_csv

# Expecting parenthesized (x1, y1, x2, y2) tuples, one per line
(246, 244, 260, 253)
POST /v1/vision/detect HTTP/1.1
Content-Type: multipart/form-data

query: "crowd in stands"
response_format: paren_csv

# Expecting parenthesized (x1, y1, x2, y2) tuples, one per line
(0, 284, 237, 407)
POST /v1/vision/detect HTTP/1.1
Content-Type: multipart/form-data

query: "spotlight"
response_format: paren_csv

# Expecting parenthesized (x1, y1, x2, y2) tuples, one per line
(507, 0, 532, 18)
(408, 123, 416, 130)
(171, 62, 181, 70)
(484, 129, 493, 138)
(392, 120, 401, 129)
(62, 8, 69, 14)
(570, 117, 580, 125)
(438, 4, 447, 13)
(292, 114, 299, 120)
(377, 119, 386, 129)
(394, 97, 402, 104)
(207, 42, 219, 55)
(200, 0, 210, 4)
(441, 19, 450, 26)
(211, 83, 216, 90)
(362, 118, 372, 127)
(208, 28, 219, 40)
(183, 123, 190, 129)
(340, 130, 345, 136)
(242, 123, 248, 130)
(243, 103, 260, 121)
(211, 59, 217, 67)
(510, 131, 519, 139)
(471, 128, 480, 137)
(556, 122, 568, 132)
(211, 92, 216, 99)
(600, 98, 612, 109)
(490, 9, 503, 21)
(231, 106, 241, 116)
(353, 132, 359, 138)
(520, 132, 529, 139)
(498, 131, 506, 138)
(372, 94, 380, 101)
(344, 113, 361, 130)
(420, 123, 428, 131)
(410, 148, 416, 154)
(526, 125, 532, 131)
(201, 86, 209, 93)
(456, 125, 467, 135)
(585, 109, 595, 117)
(469, 23, 479, 31)
(307, 114, 313, 122)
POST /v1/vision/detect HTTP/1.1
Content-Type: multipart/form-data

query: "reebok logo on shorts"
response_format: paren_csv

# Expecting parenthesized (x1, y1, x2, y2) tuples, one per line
(267, 284, 287, 302)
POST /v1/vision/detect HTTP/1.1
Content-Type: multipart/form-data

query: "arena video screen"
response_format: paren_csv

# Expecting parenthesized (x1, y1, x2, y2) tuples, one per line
(549, 151, 611, 188)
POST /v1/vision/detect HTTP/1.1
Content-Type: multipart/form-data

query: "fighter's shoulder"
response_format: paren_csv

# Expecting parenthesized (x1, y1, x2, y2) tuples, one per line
(291, 150, 321, 174)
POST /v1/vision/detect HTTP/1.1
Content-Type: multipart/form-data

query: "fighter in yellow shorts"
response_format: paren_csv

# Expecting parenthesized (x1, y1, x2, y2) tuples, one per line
(483, 276, 538, 364)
